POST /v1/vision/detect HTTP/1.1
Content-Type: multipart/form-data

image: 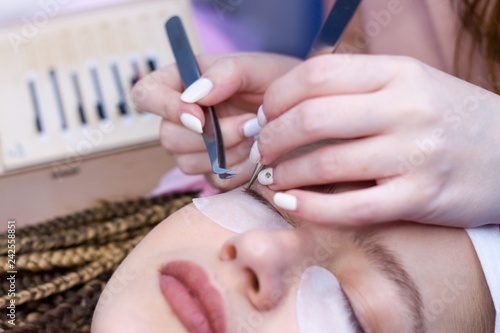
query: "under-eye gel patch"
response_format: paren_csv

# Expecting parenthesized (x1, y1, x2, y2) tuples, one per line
(297, 266, 357, 333)
(193, 187, 292, 233)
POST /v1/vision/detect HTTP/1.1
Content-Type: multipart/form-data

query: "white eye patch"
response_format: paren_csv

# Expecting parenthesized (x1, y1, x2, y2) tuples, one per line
(297, 266, 357, 333)
(192, 187, 292, 234)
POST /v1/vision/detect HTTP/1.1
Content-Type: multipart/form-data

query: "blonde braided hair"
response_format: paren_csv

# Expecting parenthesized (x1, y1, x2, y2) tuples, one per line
(0, 192, 197, 332)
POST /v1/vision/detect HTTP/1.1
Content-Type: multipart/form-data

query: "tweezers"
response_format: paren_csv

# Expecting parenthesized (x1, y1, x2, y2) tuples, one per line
(166, 16, 236, 179)
(247, 0, 362, 189)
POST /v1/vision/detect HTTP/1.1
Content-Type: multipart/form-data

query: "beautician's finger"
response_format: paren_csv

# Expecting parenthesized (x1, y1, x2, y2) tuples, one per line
(132, 54, 250, 123)
(175, 138, 254, 175)
(257, 93, 391, 164)
(159, 113, 255, 154)
(181, 54, 300, 106)
(274, 180, 420, 226)
(267, 137, 401, 190)
(132, 65, 205, 123)
(133, 53, 299, 132)
(260, 54, 401, 123)
(159, 120, 205, 153)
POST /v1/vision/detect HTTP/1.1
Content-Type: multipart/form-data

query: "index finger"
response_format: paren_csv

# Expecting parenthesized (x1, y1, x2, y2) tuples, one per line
(132, 53, 300, 125)
(261, 54, 398, 123)
(190, 53, 301, 106)
(132, 62, 204, 123)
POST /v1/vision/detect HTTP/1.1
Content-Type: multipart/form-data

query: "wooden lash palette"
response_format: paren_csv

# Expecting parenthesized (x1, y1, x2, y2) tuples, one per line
(0, 0, 200, 229)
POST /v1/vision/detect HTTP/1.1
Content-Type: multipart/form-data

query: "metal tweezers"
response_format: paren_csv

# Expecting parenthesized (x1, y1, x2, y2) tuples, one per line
(166, 16, 236, 179)
(247, 0, 362, 189)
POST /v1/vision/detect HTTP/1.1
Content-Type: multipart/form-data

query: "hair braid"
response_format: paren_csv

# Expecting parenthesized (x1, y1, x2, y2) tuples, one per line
(0, 235, 147, 273)
(8, 279, 106, 332)
(0, 191, 197, 332)
(12, 198, 144, 239)
(1, 270, 73, 296)
(1, 198, 189, 255)
(0, 234, 141, 310)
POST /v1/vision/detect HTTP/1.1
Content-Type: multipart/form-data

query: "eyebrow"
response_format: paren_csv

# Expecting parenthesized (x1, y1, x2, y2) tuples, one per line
(354, 231, 426, 332)
(243, 187, 278, 213)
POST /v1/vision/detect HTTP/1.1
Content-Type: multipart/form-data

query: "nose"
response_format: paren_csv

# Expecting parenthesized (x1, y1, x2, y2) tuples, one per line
(219, 228, 313, 311)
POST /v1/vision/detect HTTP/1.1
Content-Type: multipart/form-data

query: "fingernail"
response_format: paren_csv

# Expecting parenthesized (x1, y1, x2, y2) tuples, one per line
(180, 113, 203, 134)
(249, 141, 261, 163)
(181, 78, 213, 103)
(257, 105, 267, 127)
(258, 168, 273, 185)
(243, 118, 262, 137)
(274, 193, 297, 211)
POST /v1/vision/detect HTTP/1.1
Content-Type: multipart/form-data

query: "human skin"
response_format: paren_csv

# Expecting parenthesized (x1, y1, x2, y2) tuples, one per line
(132, 50, 500, 229)
(252, 54, 500, 229)
(131, 53, 301, 191)
(91, 184, 494, 332)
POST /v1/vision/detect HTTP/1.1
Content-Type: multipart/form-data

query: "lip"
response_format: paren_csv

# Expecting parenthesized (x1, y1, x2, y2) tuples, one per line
(160, 260, 227, 333)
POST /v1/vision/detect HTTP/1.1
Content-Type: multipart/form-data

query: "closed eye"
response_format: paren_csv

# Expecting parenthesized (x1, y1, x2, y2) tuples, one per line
(243, 187, 303, 228)
(340, 288, 366, 333)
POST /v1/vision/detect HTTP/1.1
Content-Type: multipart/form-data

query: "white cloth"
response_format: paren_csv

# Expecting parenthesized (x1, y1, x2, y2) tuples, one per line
(466, 225, 500, 332)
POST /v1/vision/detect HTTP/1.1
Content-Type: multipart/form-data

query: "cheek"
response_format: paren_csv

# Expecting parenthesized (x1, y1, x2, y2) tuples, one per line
(93, 207, 244, 331)
(132, 208, 235, 258)
(93, 271, 173, 333)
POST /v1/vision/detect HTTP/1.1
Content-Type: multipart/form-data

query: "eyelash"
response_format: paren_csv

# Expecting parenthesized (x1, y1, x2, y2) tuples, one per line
(340, 288, 365, 333)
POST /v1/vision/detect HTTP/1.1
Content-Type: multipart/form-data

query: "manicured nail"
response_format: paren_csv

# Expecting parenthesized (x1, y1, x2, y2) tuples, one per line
(181, 78, 213, 103)
(180, 113, 203, 134)
(274, 193, 297, 211)
(243, 118, 262, 137)
(249, 141, 261, 163)
(257, 105, 267, 127)
(258, 168, 273, 185)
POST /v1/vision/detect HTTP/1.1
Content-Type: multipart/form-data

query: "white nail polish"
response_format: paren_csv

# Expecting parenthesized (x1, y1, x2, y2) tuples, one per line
(274, 193, 297, 211)
(181, 78, 214, 103)
(249, 141, 261, 163)
(243, 118, 262, 137)
(257, 105, 267, 127)
(180, 113, 203, 134)
(258, 168, 273, 185)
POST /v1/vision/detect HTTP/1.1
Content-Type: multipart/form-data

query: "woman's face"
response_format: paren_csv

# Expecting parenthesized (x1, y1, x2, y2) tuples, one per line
(92, 184, 490, 333)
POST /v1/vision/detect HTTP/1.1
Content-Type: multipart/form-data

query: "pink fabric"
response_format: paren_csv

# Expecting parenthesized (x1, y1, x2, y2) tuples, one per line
(148, 167, 220, 198)
(192, 6, 240, 54)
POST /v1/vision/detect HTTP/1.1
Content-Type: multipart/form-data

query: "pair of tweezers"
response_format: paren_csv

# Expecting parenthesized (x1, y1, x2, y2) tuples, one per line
(247, 0, 362, 189)
(166, 16, 236, 179)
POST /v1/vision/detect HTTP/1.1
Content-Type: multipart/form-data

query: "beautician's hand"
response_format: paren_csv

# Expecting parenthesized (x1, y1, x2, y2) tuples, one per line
(132, 53, 300, 190)
(254, 54, 500, 228)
